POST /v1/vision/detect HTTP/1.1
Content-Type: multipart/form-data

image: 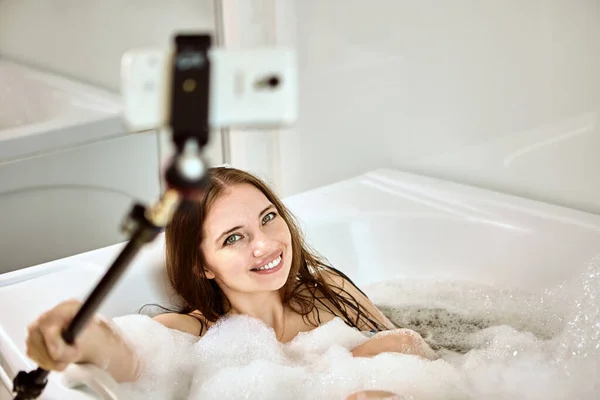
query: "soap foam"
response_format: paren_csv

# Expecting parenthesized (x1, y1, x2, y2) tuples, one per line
(110, 258, 600, 400)
(110, 314, 199, 400)
(365, 258, 600, 400)
(188, 315, 465, 399)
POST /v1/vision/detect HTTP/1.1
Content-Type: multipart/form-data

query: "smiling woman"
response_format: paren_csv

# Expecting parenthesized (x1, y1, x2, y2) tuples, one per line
(196, 182, 293, 297)
(160, 166, 397, 338)
(23, 166, 435, 394)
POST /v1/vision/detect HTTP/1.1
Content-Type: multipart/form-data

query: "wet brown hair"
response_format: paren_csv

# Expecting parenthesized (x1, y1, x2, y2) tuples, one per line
(159, 166, 388, 333)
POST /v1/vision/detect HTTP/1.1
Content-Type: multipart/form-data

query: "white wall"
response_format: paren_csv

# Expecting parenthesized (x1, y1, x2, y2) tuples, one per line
(218, 0, 284, 189)
(2, 1, 599, 215)
(0, 0, 215, 92)
(0, 1, 222, 269)
(232, 0, 600, 215)
(0, 0, 223, 178)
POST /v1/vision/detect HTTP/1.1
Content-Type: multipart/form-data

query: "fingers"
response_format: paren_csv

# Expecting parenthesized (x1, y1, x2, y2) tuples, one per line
(385, 330, 437, 360)
(26, 323, 67, 371)
(347, 391, 402, 400)
(360, 329, 438, 360)
(25, 299, 84, 371)
(39, 321, 81, 363)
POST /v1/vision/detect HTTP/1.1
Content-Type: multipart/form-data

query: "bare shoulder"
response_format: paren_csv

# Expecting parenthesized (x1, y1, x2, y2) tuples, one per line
(318, 266, 396, 330)
(152, 312, 205, 336)
(319, 266, 363, 295)
(319, 267, 373, 307)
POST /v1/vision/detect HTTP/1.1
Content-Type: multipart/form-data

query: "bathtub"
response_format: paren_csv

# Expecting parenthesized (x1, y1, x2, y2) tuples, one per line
(0, 168, 599, 399)
(0, 58, 160, 273)
(0, 58, 122, 162)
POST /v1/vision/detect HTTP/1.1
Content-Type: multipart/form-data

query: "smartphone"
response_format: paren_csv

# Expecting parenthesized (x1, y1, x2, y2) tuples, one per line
(120, 44, 298, 132)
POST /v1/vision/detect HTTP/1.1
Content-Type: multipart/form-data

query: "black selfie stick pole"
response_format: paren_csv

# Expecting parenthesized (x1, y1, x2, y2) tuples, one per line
(11, 196, 173, 399)
(12, 33, 212, 400)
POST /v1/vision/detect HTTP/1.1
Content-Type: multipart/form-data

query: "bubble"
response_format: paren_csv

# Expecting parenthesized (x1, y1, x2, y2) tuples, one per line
(109, 258, 600, 399)
(363, 257, 600, 400)
(109, 314, 200, 400)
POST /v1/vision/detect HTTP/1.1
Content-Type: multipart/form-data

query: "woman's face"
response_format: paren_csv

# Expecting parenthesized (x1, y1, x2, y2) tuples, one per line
(200, 184, 293, 295)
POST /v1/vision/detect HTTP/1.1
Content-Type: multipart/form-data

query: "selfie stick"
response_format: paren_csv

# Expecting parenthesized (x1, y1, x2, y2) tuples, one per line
(12, 34, 214, 400)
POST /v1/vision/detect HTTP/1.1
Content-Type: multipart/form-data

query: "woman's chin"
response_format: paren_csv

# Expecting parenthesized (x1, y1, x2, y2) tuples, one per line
(251, 261, 291, 292)
(269, 266, 291, 292)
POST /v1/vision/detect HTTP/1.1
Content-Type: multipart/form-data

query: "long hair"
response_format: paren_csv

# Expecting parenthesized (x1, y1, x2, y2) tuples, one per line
(158, 166, 387, 333)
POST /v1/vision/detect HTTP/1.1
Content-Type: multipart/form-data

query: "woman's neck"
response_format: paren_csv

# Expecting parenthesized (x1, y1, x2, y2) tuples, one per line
(225, 290, 286, 330)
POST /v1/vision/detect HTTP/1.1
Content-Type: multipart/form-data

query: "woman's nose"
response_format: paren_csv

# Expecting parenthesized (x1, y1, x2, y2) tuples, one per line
(252, 231, 273, 257)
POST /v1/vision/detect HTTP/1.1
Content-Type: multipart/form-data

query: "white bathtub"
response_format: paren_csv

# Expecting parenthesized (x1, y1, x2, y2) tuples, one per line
(0, 58, 122, 162)
(0, 168, 599, 399)
(0, 59, 161, 273)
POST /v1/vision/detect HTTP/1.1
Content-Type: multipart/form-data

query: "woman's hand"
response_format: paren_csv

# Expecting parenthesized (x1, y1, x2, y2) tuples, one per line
(346, 390, 401, 399)
(351, 329, 437, 360)
(25, 299, 105, 372)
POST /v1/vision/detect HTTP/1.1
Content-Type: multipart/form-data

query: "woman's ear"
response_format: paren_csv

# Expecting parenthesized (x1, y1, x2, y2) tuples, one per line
(204, 268, 216, 279)
(193, 262, 215, 280)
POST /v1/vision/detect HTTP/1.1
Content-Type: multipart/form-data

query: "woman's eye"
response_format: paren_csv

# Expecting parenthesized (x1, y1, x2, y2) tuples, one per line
(262, 212, 277, 225)
(224, 234, 242, 245)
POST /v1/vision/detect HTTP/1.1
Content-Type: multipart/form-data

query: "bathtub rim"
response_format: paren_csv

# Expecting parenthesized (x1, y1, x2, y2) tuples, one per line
(2, 167, 600, 398)
(0, 57, 127, 162)
(0, 57, 122, 102)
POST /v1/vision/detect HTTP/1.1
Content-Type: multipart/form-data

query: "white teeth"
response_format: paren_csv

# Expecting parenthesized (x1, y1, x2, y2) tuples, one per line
(254, 256, 281, 271)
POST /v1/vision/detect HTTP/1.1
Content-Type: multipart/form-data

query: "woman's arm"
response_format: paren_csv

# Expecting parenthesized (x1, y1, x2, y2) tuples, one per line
(76, 316, 142, 382)
(351, 329, 438, 360)
(320, 268, 437, 360)
(25, 300, 141, 383)
(25, 300, 204, 383)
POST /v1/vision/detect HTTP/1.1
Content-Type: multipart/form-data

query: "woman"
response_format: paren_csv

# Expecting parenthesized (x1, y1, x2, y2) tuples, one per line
(25, 167, 436, 398)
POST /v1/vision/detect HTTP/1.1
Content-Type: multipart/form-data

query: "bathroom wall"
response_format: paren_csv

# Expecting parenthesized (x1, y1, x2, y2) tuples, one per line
(2, 0, 598, 215)
(0, 0, 223, 179)
(0, 1, 222, 269)
(218, 0, 284, 189)
(231, 0, 600, 215)
(0, 0, 215, 92)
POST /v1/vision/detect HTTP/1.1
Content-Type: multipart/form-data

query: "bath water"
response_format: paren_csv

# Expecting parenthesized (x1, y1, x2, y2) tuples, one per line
(112, 258, 600, 400)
